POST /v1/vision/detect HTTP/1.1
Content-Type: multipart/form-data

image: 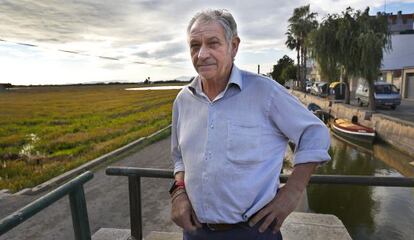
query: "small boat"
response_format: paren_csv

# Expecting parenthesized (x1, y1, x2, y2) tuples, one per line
(307, 103, 331, 124)
(331, 118, 375, 144)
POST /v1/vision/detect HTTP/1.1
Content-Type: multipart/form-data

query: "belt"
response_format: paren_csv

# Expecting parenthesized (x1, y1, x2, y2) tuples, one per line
(205, 222, 244, 231)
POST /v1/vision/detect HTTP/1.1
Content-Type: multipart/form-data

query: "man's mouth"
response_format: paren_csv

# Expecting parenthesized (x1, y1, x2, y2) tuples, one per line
(197, 63, 215, 67)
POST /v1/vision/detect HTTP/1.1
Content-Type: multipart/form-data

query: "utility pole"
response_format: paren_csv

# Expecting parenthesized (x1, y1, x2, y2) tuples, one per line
(257, 64, 260, 74)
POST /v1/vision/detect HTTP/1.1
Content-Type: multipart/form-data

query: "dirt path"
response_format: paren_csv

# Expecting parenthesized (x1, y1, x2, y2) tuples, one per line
(0, 136, 181, 240)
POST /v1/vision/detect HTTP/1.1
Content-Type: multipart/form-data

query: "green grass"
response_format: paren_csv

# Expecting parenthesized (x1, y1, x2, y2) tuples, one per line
(0, 84, 181, 192)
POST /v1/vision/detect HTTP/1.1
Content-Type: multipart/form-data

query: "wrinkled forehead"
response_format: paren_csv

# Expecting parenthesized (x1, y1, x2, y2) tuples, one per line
(188, 20, 226, 41)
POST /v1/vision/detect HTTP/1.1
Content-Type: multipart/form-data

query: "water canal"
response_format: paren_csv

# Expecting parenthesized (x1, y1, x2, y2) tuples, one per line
(308, 133, 414, 240)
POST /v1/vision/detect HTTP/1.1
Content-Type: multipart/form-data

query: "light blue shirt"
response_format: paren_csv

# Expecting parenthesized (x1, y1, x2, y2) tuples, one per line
(171, 65, 331, 224)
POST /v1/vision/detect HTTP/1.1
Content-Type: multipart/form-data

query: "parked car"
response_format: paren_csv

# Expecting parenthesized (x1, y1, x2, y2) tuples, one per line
(305, 81, 312, 93)
(311, 81, 328, 97)
(310, 81, 321, 95)
(284, 79, 294, 89)
(355, 81, 401, 109)
(317, 82, 329, 97)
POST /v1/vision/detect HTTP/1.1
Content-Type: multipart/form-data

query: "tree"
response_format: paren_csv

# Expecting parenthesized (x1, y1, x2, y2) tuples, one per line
(310, 14, 341, 83)
(280, 64, 297, 84)
(285, 31, 300, 83)
(310, 7, 391, 109)
(286, 5, 318, 91)
(270, 55, 296, 86)
(355, 8, 391, 111)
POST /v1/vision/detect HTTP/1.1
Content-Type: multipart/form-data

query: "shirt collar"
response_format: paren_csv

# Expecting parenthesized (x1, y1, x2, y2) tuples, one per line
(188, 64, 243, 95)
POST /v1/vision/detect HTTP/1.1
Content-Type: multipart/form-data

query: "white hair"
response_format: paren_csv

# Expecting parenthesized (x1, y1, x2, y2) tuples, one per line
(187, 9, 238, 44)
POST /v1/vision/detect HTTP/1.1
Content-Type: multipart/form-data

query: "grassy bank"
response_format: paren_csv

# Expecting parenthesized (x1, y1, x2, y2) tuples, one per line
(0, 84, 180, 192)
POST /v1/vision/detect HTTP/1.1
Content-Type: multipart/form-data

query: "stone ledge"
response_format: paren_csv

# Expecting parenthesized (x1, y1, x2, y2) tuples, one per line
(92, 228, 130, 240)
(281, 212, 352, 240)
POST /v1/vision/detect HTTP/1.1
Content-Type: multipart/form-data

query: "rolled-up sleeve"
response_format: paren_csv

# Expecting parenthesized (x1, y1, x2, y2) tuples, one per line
(171, 99, 185, 174)
(269, 88, 331, 165)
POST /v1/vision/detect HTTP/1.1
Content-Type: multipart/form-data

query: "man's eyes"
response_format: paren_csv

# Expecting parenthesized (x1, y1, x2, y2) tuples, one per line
(191, 44, 200, 49)
(190, 41, 220, 49)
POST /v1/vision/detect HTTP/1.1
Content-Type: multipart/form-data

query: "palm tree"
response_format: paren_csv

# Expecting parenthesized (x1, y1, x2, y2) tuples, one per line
(285, 30, 300, 84)
(286, 5, 318, 91)
(301, 8, 318, 84)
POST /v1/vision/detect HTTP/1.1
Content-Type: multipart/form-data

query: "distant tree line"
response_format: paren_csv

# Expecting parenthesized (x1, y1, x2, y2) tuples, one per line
(0, 83, 13, 89)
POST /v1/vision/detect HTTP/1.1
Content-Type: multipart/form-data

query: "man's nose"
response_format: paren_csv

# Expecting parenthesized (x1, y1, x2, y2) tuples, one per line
(198, 45, 210, 59)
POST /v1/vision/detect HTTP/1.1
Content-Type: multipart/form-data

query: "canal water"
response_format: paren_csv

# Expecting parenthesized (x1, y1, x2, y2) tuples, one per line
(307, 133, 414, 240)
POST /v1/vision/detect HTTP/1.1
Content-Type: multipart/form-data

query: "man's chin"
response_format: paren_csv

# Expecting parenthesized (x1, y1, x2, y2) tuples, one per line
(197, 70, 216, 80)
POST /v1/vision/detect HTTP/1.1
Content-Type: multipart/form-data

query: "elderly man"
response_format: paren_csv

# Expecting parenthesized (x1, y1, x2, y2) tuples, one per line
(169, 9, 331, 240)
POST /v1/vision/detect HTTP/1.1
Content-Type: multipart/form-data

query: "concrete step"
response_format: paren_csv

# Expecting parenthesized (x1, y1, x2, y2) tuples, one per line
(92, 212, 352, 240)
(91, 228, 130, 240)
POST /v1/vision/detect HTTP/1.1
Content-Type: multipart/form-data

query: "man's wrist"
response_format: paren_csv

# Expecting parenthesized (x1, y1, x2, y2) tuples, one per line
(171, 188, 186, 203)
(170, 185, 185, 196)
(169, 180, 185, 195)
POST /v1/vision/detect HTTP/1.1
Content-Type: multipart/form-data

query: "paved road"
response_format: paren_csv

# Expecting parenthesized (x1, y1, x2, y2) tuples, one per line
(377, 99, 414, 122)
(0, 137, 180, 240)
(349, 99, 414, 122)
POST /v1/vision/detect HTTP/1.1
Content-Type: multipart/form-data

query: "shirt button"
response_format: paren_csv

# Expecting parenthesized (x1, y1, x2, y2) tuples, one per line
(210, 124, 214, 129)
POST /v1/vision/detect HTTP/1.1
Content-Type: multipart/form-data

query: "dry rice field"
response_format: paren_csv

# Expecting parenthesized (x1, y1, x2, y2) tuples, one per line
(0, 84, 180, 192)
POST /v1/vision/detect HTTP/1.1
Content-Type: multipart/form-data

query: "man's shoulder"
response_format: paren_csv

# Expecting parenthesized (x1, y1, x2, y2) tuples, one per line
(240, 69, 286, 93)
(173, 84, 193, 104)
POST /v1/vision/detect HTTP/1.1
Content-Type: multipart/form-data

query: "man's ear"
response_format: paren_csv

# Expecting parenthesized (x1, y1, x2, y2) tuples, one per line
(231, 37, 240, 58)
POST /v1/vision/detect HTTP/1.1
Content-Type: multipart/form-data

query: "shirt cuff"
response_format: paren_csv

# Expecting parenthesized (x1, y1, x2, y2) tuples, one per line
(293, 149, 331, 166)
(173, 162, 185, 175)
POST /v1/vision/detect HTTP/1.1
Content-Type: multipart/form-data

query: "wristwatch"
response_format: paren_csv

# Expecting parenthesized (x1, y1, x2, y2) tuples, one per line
(169, 180, 185, 195)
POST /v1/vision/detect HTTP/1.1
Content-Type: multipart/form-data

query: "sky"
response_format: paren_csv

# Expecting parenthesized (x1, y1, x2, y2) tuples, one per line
(0, 0, 414, 85)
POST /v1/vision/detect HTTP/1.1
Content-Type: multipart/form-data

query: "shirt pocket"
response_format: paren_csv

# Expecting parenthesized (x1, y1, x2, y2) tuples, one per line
(227, 120, 262, 165)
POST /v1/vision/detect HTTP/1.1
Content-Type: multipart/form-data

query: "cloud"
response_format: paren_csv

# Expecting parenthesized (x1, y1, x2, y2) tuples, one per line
(0, 0, 413, 84)
(133, 40, 187, 59)
(100, 62, 126, 70)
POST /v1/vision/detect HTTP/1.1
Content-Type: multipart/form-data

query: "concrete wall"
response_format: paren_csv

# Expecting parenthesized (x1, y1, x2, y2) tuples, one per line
(372, 114, 414, 157)
(291, 90, 414, 158)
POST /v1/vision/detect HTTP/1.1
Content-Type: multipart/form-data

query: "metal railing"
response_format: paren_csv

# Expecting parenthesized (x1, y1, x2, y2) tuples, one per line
(0, 171, 93, 240)
(105, 166, 414, 240)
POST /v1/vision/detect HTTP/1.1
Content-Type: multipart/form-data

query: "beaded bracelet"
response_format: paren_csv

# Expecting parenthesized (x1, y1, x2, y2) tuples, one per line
(171, 188, 186, 203)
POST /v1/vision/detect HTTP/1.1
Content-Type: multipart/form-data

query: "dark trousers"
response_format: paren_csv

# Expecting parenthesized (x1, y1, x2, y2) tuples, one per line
(183, 222, 283, 240)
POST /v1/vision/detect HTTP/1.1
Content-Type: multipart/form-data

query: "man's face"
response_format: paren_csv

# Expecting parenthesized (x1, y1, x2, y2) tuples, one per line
(188, 20, 239, 82)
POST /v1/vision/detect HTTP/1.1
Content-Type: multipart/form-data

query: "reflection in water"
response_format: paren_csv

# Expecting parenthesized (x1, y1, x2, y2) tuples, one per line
(308, 133, 414, 240)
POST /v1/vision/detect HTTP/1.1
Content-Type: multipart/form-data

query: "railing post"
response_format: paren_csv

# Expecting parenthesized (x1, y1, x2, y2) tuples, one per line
(69, 186, 91, 240)
(128, 176, 142, 240)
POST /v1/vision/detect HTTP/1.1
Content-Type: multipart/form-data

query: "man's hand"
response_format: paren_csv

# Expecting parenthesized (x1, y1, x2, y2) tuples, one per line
(248, 185, 302, 234)
(248, 162, 318, 234)
(171, 192, 202, 231)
